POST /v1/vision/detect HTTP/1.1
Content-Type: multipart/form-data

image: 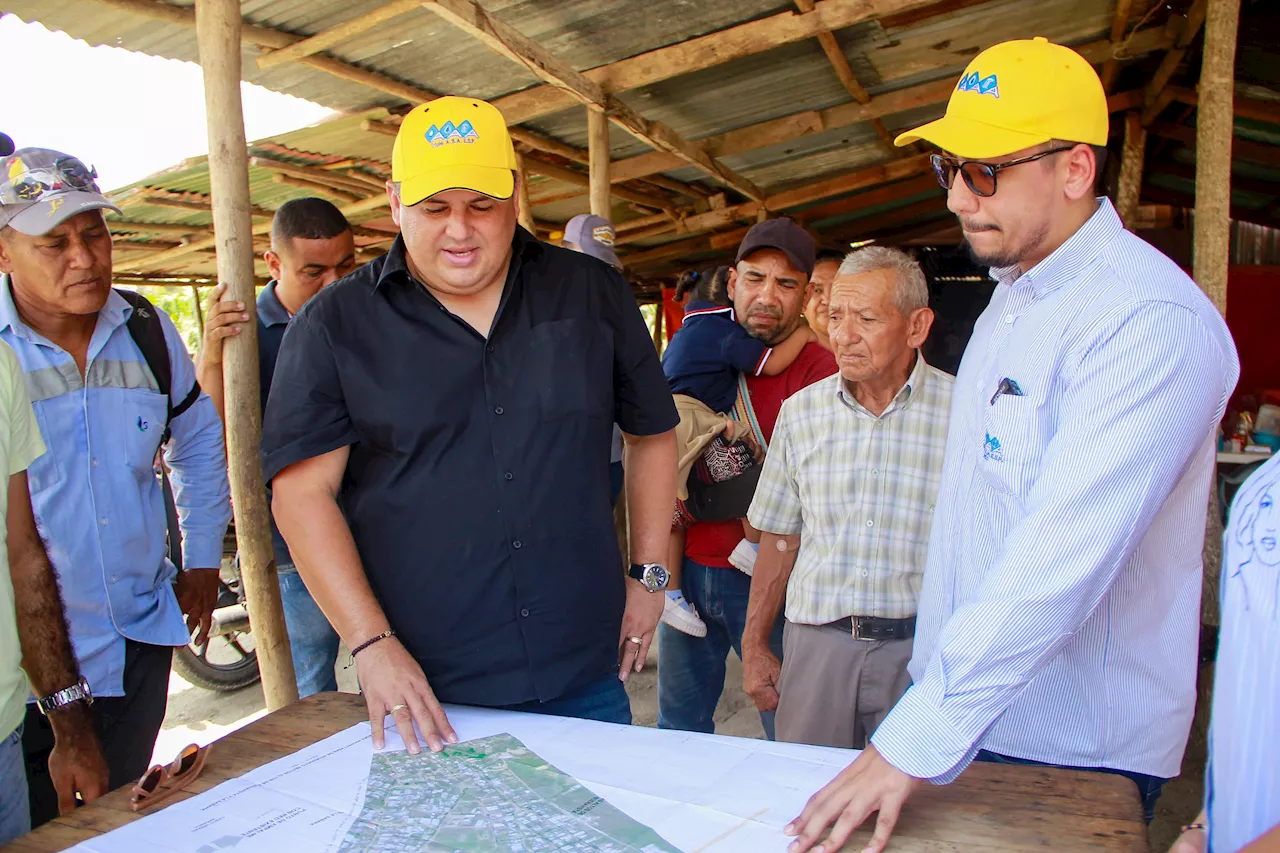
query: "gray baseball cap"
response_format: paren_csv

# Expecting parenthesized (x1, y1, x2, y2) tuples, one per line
(0, 148, 120, 236)
(564, 213, 621, 269)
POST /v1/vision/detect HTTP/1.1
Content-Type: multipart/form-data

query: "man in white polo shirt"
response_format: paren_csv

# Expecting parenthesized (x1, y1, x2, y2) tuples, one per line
(787, 37, 1238, 853)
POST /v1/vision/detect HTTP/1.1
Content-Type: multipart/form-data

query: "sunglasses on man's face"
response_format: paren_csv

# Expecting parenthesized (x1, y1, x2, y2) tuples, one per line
(930, 146, 1076, 198)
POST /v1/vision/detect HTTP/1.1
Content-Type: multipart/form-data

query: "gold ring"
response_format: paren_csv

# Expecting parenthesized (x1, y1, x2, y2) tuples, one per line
(389, 703, 408, 713)
(626, 636, 643, 645)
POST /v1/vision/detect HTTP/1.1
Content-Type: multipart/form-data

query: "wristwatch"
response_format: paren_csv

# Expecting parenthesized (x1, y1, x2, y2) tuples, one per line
(628, 562, 670, 592)
(36, 676, 93, 716)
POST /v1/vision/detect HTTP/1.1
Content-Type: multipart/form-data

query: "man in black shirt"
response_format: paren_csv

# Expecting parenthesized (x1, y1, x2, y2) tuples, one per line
(263, 97, 678, 753)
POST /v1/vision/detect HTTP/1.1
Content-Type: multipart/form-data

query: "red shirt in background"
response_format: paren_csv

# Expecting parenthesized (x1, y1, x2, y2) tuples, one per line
(662, 287, 684, 343)
(684, 341, 838, 568)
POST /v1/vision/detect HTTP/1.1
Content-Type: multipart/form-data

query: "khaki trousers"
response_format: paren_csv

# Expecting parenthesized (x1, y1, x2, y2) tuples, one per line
(774, 620, 913, 749)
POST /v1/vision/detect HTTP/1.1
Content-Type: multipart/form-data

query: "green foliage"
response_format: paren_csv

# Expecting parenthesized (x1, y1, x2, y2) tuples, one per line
(141, 287, 206, 356)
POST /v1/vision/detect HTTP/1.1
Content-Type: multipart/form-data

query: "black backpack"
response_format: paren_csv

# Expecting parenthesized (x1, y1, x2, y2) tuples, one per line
(115, 289, 203, 570)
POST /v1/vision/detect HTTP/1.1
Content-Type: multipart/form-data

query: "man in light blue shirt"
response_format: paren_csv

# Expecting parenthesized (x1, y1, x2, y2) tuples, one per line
(1169, 455, 1280, 853)
(0, 147, 230, 829)
(787, 40, 1238, 853)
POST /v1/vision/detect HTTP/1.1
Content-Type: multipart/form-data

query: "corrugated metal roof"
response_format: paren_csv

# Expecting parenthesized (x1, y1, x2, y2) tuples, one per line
(8, 0, 1271, 279)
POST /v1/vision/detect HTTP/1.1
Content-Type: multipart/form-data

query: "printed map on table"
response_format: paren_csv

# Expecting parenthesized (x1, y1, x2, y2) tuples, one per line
(339, 733, 679, 852)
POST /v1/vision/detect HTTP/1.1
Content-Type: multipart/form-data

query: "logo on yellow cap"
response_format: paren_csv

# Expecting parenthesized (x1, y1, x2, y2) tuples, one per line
(424, 120, 480, 147)
(957, 72, 1000, 99)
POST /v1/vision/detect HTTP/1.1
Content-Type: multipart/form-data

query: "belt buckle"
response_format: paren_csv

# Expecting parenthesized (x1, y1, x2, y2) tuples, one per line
(851, 616, 877, 641)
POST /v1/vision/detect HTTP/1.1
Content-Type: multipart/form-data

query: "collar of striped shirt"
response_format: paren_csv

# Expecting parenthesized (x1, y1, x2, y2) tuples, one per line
(988, 197, 1113, 297)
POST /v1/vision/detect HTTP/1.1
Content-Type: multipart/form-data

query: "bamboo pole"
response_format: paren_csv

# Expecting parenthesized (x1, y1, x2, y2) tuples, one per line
(1193, 0, 1239, 314)
(514, 151, 536, 235)
(195, 0, 298, 710)
(588, 107, 612, 219)
(1115, 111, 1147, 228)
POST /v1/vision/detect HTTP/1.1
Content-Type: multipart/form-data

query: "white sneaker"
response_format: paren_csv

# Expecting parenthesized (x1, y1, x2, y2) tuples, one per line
(661, 591, 707, 638)
(728, 539, 759, 576)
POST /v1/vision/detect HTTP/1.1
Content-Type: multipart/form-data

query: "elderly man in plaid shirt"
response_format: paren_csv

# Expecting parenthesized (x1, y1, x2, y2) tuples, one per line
(741, 246, 953, 749)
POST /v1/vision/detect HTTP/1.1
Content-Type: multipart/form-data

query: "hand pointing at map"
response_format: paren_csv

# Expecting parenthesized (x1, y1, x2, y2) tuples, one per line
(357, 635, 458, 755)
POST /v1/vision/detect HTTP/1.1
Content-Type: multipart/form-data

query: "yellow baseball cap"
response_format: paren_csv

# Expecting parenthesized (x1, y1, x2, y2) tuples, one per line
(895, 37, 1108, 159)
(392, 96, 517, 205)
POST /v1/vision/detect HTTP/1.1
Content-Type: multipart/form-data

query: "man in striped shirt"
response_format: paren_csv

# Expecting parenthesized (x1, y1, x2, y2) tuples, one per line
(787, 38, 1239, 853)
(742, 247, 952, 750)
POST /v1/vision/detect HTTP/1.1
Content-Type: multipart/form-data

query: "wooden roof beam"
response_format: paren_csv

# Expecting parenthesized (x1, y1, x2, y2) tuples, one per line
(93, 0, 440, 104)
(1147, 122, 1280, 167)
(249, 157, 378, 196)
(1140, 0, 1208, 126)
(137, 193, 274, 219)
(489, 0, 941, 126)
(1099, 0, 1135, 93)
(255, 0, 422, 69)
(609, 30, 1168, 186)
(792, 0, 897, 151)
(419, 0, 765, 201)
(115, 193, 391, 274)
(271, 173, 362, 204)
(1165, 86, 1280, 126)
(106, 220, 214, 237)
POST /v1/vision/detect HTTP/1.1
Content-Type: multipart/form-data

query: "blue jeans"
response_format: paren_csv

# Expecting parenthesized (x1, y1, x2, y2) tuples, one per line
(0, 728, 29, 845)
(976, 750, 1166, 823)
(278, 565, 340, 697)
(497, 673, 632, 725)
(658, 557, 784, 739)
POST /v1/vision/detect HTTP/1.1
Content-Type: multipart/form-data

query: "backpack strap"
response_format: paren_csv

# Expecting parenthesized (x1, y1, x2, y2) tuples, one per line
(115, 288, 201, 445)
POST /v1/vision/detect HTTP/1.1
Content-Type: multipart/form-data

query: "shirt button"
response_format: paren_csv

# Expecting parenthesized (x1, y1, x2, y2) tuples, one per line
(520, 608, 530, 618)
(1005, 314, 1014, 323)
(494, 406, 504, 415)
(512, 540, 522, 549)
(871, 469, 879, 478)
(865, 519, 874, 527)
(91, 458, 99, 467)
(861, 569, 869, 577)
(99, 517, 108, 526)
(486, 344, 495, 354)
(505, 472, 514, 481)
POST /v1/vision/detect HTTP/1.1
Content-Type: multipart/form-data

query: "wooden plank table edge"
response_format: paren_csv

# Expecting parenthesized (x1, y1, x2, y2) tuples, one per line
(3, 691, 1148, 852)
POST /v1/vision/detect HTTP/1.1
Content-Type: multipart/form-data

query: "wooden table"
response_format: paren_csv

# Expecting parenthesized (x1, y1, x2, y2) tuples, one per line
(3, 692, 1148, 852)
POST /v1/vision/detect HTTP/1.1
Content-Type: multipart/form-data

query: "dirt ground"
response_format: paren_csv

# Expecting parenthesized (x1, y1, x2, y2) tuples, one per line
(154, 644, 1206, 852)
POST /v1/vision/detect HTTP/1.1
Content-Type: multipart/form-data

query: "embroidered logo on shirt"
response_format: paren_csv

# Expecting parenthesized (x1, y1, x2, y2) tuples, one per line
(983, 432, 1003, 461)
(137, 416, 149, 432)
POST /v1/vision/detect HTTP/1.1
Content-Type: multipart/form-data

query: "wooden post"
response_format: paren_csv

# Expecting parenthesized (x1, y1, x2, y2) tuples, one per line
(195, 0, 298, 710)
(588, 107, 611, 218)
(1115, 111, 1147, 228)
(514, 151, 536, 235)
(1194, 0, 1240, 633)
(1193, 0, 1240, 313)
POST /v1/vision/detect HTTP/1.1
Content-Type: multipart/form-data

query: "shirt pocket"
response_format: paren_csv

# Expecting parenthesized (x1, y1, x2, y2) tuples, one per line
(110, 389, 169, 481)
(527, 318, 613, 421)
(977, 395, 1047, 497)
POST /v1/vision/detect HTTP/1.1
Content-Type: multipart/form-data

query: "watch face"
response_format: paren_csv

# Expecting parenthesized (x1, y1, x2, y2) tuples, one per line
(646, 564, 669, 591)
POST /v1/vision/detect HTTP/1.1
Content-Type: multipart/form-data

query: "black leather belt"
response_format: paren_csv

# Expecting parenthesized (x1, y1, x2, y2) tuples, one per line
(827, 615, 916, 641)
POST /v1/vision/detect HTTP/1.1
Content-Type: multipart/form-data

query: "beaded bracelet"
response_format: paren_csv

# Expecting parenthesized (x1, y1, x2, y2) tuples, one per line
(350, 629, 395, 659)
(1180, 823, 1208, 834)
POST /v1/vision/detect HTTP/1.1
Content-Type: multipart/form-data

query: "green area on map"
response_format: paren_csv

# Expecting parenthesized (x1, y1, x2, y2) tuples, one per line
(338, 732, 681, 852)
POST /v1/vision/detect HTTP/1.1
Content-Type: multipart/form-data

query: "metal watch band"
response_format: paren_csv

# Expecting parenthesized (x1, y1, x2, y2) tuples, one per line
(36, 675, 93, 715)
